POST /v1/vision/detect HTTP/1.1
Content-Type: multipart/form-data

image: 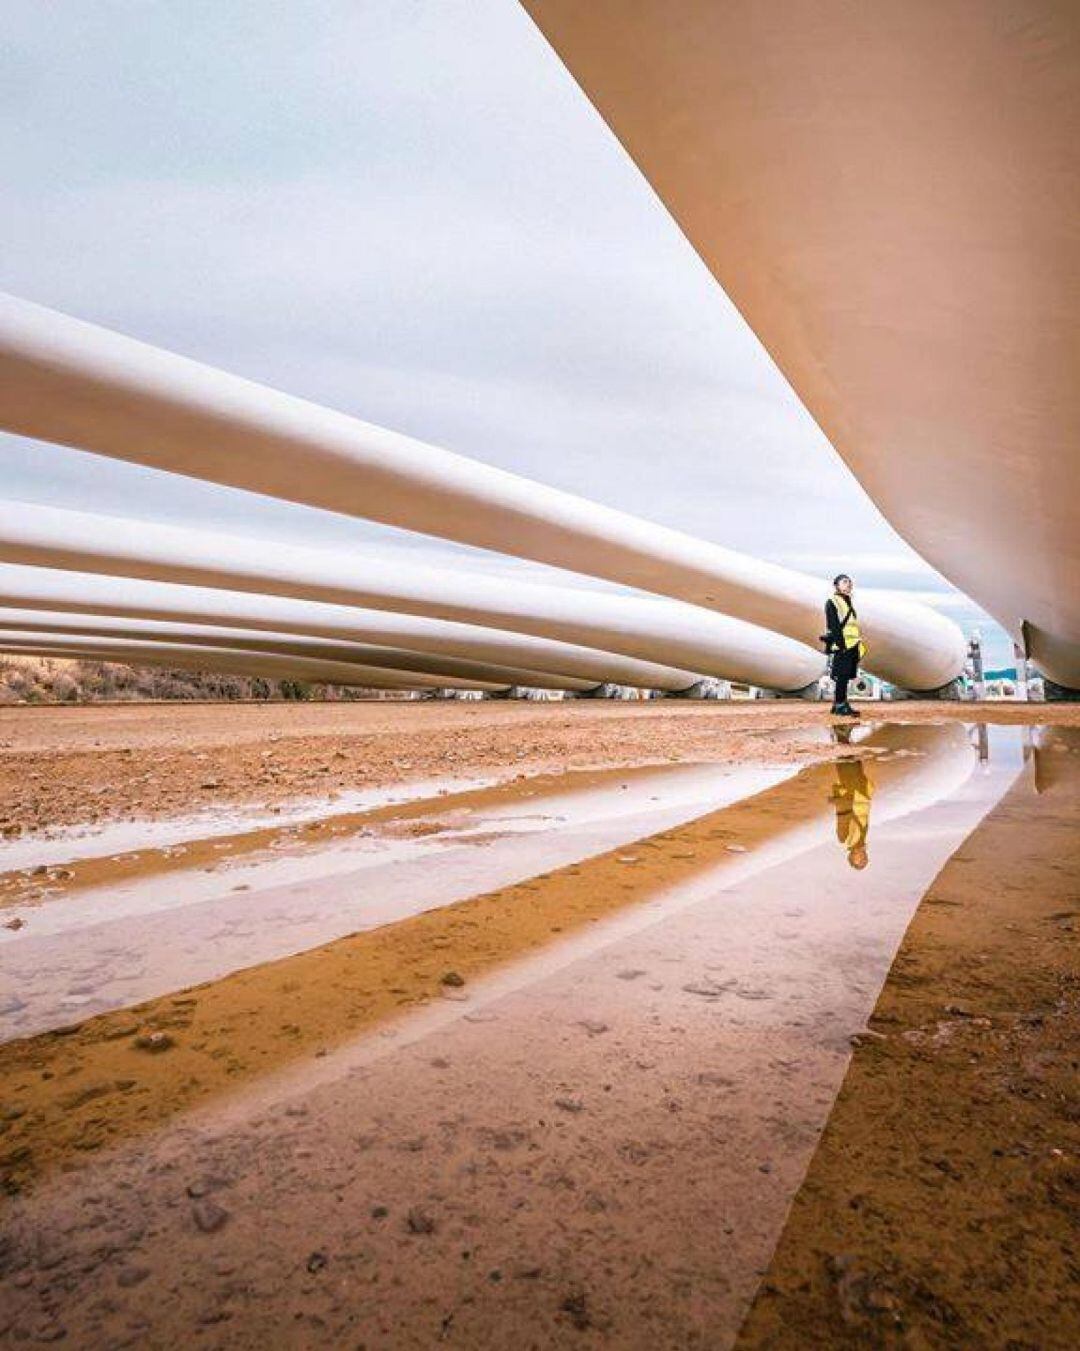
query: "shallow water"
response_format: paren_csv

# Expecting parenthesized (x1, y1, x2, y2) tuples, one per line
(0, 721, 1072, 1350)
(1, 760, 791, 1039)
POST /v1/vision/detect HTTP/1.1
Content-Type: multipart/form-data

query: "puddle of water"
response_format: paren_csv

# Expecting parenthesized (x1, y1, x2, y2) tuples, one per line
(0, 722, 1064, 1349)
(0, 724, 1013, 1047)
(204, 720, 1027, 1116)
(0, 760, 791, 1039)
(0, 774, 496, 872)
(0, 724, 831, 875)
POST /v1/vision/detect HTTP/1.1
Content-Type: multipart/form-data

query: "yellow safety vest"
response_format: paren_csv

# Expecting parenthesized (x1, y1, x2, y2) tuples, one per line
(844, 787, 872, 848)
(832, 767, 874, 848)
(833, 594, 867, 659)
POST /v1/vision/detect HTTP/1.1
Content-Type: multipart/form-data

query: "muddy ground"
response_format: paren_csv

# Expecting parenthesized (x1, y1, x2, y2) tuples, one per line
(1, 699, 1072, 837)
(0, 702, 1076, 1348)
(737, 739, 1080, 1349)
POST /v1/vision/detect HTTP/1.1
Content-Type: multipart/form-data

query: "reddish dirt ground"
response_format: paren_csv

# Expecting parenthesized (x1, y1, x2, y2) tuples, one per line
(0, 704, 1076, 1348)
(1, 699, 1072, 837)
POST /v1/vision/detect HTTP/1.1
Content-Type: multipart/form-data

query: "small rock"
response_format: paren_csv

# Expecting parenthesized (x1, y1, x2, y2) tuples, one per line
(192, 1199, 229, 1234)
(371, 1205, 389, 1219)
(116, 1266, 150, 1288)
(554, 1097, 585, 1113)
(440, 971, 465, 988)
(133, 1031, 174, 1053)
(306, 1251, 328, 1274)
(406, 1208, 436, 1235)
(196, 1308, 232, 1326)
(725, 844, 748, 854)
(31, 1320, 66, 1343)
(559, 1290, 591, 1331)
(3, 917, 26, 931)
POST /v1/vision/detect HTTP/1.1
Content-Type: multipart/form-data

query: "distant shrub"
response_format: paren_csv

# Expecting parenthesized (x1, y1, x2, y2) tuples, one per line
(0, 654, 391, 703)
(280, 680, 314, 701)
(50, 672, 79, 702)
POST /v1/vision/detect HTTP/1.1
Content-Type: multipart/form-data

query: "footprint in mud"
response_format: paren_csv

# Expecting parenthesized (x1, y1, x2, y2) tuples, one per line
(683, 978, 774, 1002)
(683, 978, 737, 999)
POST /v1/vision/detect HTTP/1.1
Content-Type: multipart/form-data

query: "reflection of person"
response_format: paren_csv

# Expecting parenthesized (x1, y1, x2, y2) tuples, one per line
(824, 574, 867, 719)
(830, 749, 874, 869)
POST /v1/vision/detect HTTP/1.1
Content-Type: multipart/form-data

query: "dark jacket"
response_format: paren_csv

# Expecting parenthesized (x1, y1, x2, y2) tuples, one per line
(824, 595, 856, 652)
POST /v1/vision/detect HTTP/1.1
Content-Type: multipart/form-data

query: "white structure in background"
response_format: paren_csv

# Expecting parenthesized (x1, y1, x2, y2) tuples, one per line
(0, 611, 604, 693)
(523, 0, 1080, 693)
(0, 633, 504, 694)
(0, 293, 965, 692)
(0, 563, 709, 694)
(0, 502, 828, 693)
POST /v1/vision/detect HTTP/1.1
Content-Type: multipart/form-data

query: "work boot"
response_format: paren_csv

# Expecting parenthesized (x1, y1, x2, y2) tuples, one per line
(839, 703, 861, 718)
(829, 704, 852, 718)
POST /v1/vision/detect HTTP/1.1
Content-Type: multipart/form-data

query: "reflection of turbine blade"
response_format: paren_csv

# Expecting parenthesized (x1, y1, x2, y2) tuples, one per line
(0, 634, 501, 692)
(0, 293, 964, 690)
(0, 612, 598, 691)
(0, 501, 825, 691)
(2, 761, 796, 1039)
(850, 722, 978, 824)
(0, 720, 987, 1194)
(0, 563, 701, 692)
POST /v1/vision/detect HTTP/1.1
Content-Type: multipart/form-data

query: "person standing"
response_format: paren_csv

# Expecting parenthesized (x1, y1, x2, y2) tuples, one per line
(824, 574, 866, 718)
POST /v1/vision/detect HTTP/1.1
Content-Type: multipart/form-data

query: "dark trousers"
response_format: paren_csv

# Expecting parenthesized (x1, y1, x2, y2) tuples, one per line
(831, 645, 859, 707)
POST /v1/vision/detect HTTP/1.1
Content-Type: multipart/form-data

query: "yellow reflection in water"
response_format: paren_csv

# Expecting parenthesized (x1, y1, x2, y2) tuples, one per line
(830, 726, 874, 870)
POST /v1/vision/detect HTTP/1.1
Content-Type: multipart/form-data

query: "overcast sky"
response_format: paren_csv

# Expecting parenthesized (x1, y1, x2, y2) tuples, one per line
(1, 0, 1011, 668)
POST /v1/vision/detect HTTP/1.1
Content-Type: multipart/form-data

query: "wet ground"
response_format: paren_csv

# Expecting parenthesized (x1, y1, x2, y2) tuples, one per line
(0, 707, 1076, 1348)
